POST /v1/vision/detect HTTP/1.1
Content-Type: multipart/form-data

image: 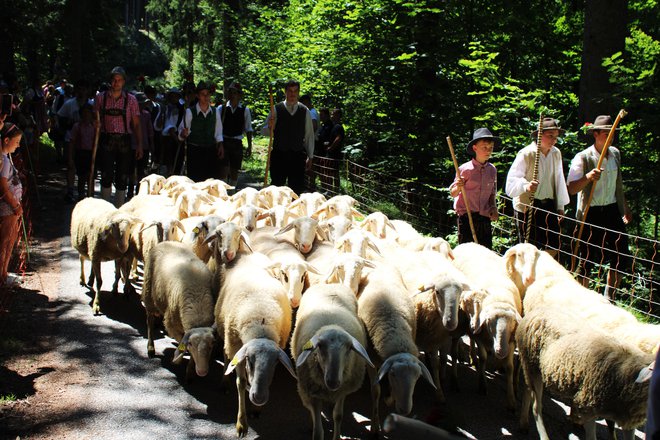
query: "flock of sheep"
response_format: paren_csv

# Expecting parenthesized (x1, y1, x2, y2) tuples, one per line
(69, 173, 658, 440)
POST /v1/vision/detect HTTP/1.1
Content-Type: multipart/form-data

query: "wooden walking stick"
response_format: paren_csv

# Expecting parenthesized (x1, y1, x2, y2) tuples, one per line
(525, 112, 544, 243)
(88, 110, 101, 197)
(447, 136, 478, 244)
(263, 84, 275, 186)
(570, 109, 627, 273)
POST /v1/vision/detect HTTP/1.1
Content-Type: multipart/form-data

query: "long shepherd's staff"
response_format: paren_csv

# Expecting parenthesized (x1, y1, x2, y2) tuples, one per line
(263, 84, 275, 186)
(570, 109, 627, 273)
(525, 112, 544, 243)
(88, 110, 101, 197)
(447, 136, 478, 244)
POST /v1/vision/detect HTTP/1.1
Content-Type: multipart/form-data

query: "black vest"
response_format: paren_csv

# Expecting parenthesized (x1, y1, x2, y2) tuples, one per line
(222, 105, 246, 137)
(273, 103, 306, 152)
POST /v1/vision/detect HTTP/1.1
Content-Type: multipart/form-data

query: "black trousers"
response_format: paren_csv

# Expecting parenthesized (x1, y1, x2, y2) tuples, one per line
(99, 134, 132, 190)
(514, 199, 561, 250)
(458, 213, 492, 249)
(270, 149, 307, 195)
(578, 203, 630, 273)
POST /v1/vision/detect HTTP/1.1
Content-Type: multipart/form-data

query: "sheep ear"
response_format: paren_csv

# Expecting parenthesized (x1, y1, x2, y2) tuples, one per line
(278, 348, 297, 379)
(362, 259, 377, 269)
(324, 266, 339, 283)
(636, 361, 655, 383)
(172, 331, 192, 364)
(416, 357, 437, 389)
(306, 263, 322, 275)
(376, 356, 395, 384)
(366, 237, 382, 256)
(385, 219, 396, 230)
(174, 220, 185, 234)
(225, 344, 249, 376)
(351, 207, 364, 219)
(275, 223, 295, 236)
(311, 205, 327, 219)
(447, 249, 455, 260)
(315, 227, 328, 242)
(266, 262, 282, 278)
(256, 210, 271, 221)
(240, 232, 253, 253)
(296, 336, 319, 367)
(350, 336, 374, 369)
(288, 198, 301, 209)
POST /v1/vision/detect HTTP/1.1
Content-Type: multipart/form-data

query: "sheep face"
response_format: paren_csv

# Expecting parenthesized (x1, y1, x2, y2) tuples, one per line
(226, 338, 296, 406)
(422, 238, 454, 260)
(504, 243, 540, 290)
(336, 229, 381, 258)
(276, 217, 319, 254)
(377, 353, 434, 415)
(322, 216, 353, 243)
(478, 308, 519, 359)
(271, 261, 316, 309)
(103, 217, 136, 254)
(209, 222, 252, 263)
(425, 278, 463, 332)
(327, 255, 374, 295)
(360, 212, 394, 239)
(185, 328, 215, 377)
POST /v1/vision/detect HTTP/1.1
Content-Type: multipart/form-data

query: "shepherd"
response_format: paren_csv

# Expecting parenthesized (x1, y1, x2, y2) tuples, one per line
(567, 114, 632, 300)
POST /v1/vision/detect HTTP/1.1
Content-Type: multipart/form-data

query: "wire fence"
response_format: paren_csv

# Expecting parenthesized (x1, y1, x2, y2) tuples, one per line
(311, 156, 660, 321)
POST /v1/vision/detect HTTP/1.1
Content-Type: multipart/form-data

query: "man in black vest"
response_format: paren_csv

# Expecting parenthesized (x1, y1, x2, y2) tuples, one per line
(263, 80, 315, 195)
(219, 82, 253, 187)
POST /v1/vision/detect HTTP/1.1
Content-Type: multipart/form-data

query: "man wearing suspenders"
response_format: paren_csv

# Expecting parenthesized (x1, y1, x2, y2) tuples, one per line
(94, 66, 143, 206)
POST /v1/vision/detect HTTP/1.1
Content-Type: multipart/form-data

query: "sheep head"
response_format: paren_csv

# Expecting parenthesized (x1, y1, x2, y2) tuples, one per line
(320, 216, 354, 243)
(268, 259, 321, 309)
(172, 327, 215, 377)
(376, 353, 435, 415)
(325, 254, 375, 295)
(475, 305, 521, 359)
(335, 229, 381, 259)
(360, 212, 396, 239)
(274, 216, 319, 254)
(102, 213, 138, 254)
(296, 326, 374, 391)
(503, 243, 540, 293)
(205, 222, 253, 263)
(420, 276, 466, 332)
(225, 338, 296, 406)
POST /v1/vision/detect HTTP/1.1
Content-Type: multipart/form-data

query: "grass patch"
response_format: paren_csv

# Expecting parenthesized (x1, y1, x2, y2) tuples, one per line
(0, 393, 17, 404)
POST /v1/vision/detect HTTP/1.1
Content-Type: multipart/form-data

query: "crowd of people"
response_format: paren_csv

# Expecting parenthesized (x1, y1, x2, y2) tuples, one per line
(450, 116, 631, 298)
(0, 69, 346, 288)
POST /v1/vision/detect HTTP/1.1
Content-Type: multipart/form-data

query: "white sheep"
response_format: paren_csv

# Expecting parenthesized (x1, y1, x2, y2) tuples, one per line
(274, 216, 325, 254)
(120, 193, 176, 219)
(323, 253, 375, 294)
(335, 228, 382, 259)
(179, 214, 225, 263)
(318, 215, 354, 244)
(359, 211, 396, 239)
(227, 203, 264, 232)
(138, 173, 166, 196)
(230, 186, 260, 208)
(141, 241, 216, 381)
(288, 191, 326, 217)
(192, 178, 233, 198)
(401, 236, 454, 260)
(174, 189, 216, 219)
(291, 283, 375, 440)
(452, 243, 522, 410)
(215, 252, 296, 437)
(258, 185, 298, 208)
(70, 198, 138, 314)
(312, 195, 362, 221)
(516, 305, 654, 440)
(357, 262, 435, 423)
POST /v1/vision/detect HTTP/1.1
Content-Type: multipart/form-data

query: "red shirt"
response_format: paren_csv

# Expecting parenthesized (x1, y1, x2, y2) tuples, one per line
(452, 159, 497, 217)
(94, 91, 140, 134)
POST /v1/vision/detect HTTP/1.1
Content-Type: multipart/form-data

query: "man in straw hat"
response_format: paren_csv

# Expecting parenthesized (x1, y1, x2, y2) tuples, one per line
(178, 81, 224, 181)
(567, 114, 632, 299)
(218, 81, 253, 187)
(94, 66, 143, 206)
(505, 117, 570, 257)
(449, 127, 500, 249)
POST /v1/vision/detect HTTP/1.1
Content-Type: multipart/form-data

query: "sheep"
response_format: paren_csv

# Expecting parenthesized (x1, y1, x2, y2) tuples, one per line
(516, 305, 654, 440)
(179, 214, 225, 263)
(230, 186, 260, 208)
(174, 189, 216, 219)
(312, 195, 362, 221)
(258, 185, 298, 208)
(335, 229, 382, 259)
(141, 241, 216, 381)
(452, 243, 522, 410)
(324, 253, 376, 294)
(288, 192, 326, 217)
(318, 215, 354, 244)
(215, 252, 296, 437)
(138, 173, 166, 196)
(357, 262, 435, 423)
(359, 211, 396, 239)
(256, 204, 293, 229)
(120, 193, 176, 219)
(274, 216, 326, 254)
(205, 221, 253, 295)
(227, 203, 264, 232)
(291, 283, 375, 440)
(390, 219, 421, 243)
(70, 198, 138, 314)
(192, 178, 233, 198)
(401, 236, 454, 260)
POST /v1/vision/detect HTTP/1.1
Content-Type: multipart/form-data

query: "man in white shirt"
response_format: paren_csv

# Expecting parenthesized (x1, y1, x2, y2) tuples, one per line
(506, 118, 569, 257)
(567, 115, 632, 299)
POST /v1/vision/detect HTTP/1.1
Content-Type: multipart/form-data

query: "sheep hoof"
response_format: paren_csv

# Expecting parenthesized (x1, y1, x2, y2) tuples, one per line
(92, 304, 102, 315)
(236, 421, 248, 437)
(147, 347, 155, 358)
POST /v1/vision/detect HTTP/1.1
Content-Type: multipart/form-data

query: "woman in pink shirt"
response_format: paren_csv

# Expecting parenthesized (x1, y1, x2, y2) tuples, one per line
(449, 128, 500, 249)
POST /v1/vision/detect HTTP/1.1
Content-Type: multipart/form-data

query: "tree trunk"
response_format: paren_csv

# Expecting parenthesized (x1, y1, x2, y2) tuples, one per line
(578, 0, 628, 125)
(223, 0, 242, 85)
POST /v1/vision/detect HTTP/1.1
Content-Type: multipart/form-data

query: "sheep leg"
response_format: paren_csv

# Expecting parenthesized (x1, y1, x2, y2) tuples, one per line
(92, 260, 103, 315)
(146, 313, 156, 357)
(308, 397, 324, 440)
(618, 428, 635, 440)
(518, 382, 531, 432)
(111, 260, 121, 295)
(366, 366, 380, 436)
(505, 346, 516, 411)
(79, 256, 87, 286)
(426, 347, 445, 403)
(331, 395, 346, 440)
(476, 341, 488, 395)
(235, 365, 249, 437)
(530, 375, 550, 440)
(119, 258, 134, 296)
(583, 419, 597, 440)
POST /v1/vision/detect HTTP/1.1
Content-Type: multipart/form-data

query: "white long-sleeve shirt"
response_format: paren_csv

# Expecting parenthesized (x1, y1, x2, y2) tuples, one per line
(177, 103, 224, 143)
(261, 101, 315, 159)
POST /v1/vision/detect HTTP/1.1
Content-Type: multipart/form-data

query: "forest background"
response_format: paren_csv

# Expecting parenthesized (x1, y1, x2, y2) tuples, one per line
(1, 0, 659, 240)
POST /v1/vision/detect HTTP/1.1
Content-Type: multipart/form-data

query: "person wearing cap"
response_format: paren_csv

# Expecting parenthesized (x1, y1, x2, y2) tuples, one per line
(178, 81, 224, 181)
(94, 66, 143, 206)
(449, 128, 500, 249)
(567, 115, 632, 299)
(261, 79, 315, 195)
(218, 81, 253, 187)
(157, 87, 185, 175)
(505, 118, 570, 257)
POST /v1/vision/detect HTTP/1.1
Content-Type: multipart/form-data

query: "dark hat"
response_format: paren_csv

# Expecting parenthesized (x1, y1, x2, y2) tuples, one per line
(531, 117, 565, 139)
(587, 115, 619, 134)
(109, 66, 127, 80)
(227, 81, 242, 93)
(196, 81, 213, 93)
(166, 87, 182, 96)
(466, 128, 501, 156)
